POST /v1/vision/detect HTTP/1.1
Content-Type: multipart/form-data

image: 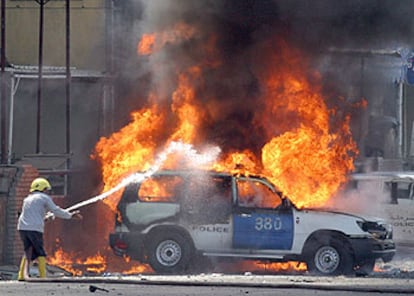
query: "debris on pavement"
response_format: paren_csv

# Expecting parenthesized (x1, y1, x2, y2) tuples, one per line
(89, 285, 109, 293)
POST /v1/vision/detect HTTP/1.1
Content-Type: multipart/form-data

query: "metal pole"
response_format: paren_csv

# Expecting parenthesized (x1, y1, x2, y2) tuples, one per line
(103, 0, 115, 136)
(360, 57, 365, 98)
(65, 0, 71, 196)
(1, 0, 6, 164)
(398, 81, 404, 158)
(7, 75, 15, 164)
(34, 0, 50, 154)
(35, 0, 45, 153)
(65, 0, 70, 156)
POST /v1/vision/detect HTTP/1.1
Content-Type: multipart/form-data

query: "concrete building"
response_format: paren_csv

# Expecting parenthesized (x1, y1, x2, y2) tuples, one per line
(0, 0, 114, 265)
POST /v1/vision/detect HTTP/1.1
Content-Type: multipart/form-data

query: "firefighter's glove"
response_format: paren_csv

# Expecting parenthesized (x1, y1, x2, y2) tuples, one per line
(71, 210, 83, 220)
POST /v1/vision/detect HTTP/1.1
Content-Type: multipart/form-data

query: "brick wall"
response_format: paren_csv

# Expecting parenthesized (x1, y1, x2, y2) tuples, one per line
(3, 165, 38, 265)
(0, 166, 18, 265)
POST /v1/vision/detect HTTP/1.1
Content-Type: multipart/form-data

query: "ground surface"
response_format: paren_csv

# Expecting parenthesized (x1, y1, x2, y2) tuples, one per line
(0, 246, 413, 295)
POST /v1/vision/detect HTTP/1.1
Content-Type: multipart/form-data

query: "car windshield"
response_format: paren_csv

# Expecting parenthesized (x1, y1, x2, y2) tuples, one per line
(236, 177, 282, 209)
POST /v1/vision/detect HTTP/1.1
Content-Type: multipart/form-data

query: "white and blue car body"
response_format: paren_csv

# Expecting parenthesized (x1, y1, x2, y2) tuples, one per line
(109, 170, 395, 275)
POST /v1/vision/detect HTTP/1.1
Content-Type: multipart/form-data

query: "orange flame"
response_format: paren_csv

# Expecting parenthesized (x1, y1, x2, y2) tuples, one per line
(137, 22, 198, 55)
(255, 40, 357, 207)
(47, 248, 107, 276)
(48, 246, 154, 276)
(252, 261, 307, 273)
(47, 248, 79, 276)
(216, 260, 307, 274)
(137, 33, 156, 55)
(210, 150, 260, 175)
(93, 104, 165, 211)
(262, 124, 356, 208)
(170, 66, 204, 143)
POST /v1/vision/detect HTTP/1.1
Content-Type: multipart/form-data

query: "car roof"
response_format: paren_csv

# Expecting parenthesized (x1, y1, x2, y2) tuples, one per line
(149, 169, 272, 180)
(149, 169, 234, 178)
(146, 169, 280, 191)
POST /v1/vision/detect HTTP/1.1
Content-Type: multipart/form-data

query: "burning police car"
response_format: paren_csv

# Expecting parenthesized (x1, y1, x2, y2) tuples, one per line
(109, 170, 395, 275)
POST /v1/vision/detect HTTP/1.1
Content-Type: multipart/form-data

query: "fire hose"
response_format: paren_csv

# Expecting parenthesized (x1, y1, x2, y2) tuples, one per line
(45, 141, 221, 218)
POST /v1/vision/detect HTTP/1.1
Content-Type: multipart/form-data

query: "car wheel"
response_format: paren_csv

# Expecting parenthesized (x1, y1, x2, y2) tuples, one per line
(147, 231, 193, 274)
(306, 237, 354, 276)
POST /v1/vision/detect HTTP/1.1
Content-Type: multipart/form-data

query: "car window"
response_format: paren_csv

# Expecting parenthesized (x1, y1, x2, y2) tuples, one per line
(138, 175, 185, 202)
(187, 175, 231, 201)
(182, 174, 232, 223)
(237, 178, 281, 209)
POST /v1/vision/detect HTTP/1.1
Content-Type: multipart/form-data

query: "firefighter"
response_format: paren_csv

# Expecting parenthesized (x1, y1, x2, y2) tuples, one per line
(17, 177, 82, 281)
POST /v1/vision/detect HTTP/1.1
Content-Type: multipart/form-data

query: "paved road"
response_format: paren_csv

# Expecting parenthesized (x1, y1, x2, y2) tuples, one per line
(0, 281, 411, 296)
(1, 274, 414, 295)
(1, 247, 414, 295)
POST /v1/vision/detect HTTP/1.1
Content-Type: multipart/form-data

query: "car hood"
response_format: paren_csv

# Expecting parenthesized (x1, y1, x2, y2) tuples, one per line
(303, 207, 386, 223)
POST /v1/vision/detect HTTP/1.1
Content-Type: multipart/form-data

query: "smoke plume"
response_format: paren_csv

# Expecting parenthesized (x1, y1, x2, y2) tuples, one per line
(112, 0, 413, 148)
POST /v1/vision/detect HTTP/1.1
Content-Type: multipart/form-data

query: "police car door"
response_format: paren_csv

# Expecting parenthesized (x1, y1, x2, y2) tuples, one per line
(233, 177, 294, 251)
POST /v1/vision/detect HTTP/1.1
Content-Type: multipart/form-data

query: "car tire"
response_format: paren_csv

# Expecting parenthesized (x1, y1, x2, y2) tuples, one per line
(305, 236, 354, 276)
(147, 231, 193, 274)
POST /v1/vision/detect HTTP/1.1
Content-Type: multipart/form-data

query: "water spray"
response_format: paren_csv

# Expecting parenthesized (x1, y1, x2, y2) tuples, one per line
(49, 141, 221, 216)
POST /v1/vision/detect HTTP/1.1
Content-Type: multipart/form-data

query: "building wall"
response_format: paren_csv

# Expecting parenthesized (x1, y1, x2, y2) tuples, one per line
(0, 1, 111, 166)
(4, 0, 107, 71)
(0, 165, 38, 265)
(0, 2, 111, 248)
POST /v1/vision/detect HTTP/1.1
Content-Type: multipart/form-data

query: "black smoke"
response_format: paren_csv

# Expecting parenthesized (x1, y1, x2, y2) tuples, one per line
(277, 0, 414, 51)
(111, 0, 412, 154)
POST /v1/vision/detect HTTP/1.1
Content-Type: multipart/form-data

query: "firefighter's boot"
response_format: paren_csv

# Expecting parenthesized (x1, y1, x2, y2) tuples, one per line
(37, 256, 47, 278)
(18, 256, 28, 281)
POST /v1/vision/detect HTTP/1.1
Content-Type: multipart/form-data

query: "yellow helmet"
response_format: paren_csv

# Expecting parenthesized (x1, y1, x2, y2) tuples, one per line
(30, 177, 52, 193)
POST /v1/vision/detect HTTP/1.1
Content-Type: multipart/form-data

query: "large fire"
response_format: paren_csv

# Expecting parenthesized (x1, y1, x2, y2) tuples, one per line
(48, 21, 361, 275)
(96, 25, 358, 210)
